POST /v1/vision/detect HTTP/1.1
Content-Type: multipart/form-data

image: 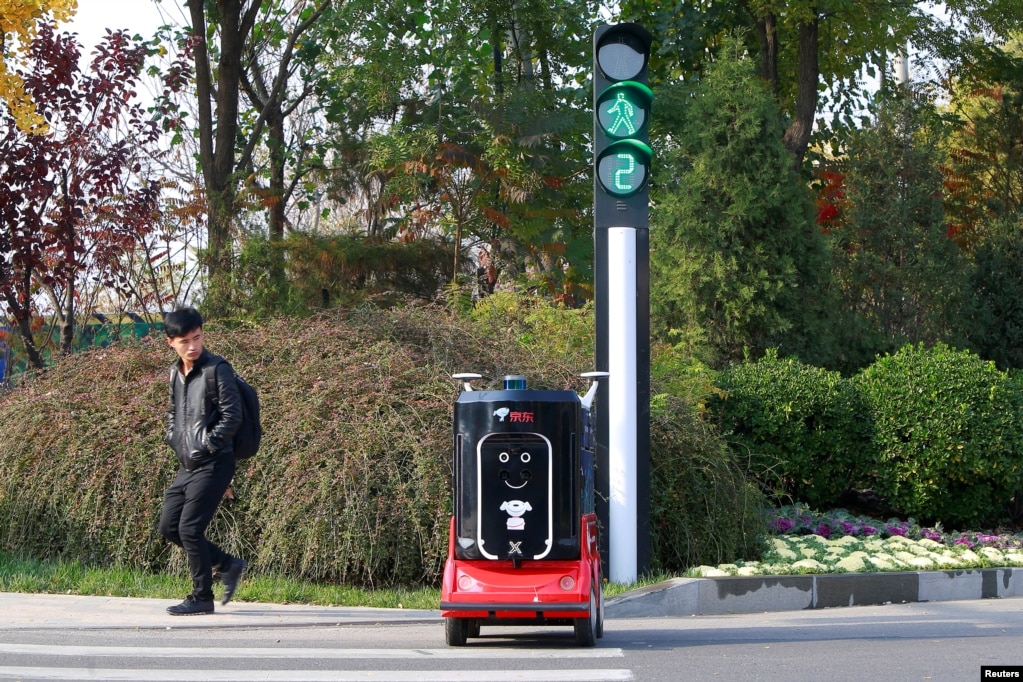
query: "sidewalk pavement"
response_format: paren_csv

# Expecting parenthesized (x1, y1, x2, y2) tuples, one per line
(0, 592, 440, 630)
(2, 567, 1021, 630)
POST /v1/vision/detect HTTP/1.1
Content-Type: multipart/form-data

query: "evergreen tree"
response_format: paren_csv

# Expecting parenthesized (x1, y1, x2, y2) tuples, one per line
(831, 90, 965, 366)
(961, 216, 1023, 370)
(650, 39, 836, 368)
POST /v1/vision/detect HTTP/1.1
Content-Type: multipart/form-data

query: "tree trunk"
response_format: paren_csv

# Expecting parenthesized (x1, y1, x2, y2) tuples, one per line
(267, 106, 287, 242)
(59, 276, 74, 356)
(782, 16, 819, 169)
(187, 0, 259, 314)
(756, 12, 778, 96)
(3, 291, 44, 370)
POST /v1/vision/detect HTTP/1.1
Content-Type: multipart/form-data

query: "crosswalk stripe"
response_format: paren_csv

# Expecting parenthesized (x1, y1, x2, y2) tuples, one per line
(0, 668, 635, 681)
(0, 643, 623, 659)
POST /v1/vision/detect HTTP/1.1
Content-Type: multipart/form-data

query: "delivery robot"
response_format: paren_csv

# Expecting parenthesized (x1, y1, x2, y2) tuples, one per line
(440, 371, 608, 646)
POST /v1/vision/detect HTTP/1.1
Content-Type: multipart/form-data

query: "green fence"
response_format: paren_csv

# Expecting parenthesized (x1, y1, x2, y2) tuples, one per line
(0, 315, 162, 385)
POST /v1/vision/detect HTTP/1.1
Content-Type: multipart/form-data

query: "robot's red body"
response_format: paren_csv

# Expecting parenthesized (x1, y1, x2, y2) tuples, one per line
(440, 374, 605, 646)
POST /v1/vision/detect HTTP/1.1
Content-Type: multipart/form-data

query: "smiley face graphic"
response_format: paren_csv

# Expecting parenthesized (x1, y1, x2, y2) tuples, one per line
(498, 450, 533, 489)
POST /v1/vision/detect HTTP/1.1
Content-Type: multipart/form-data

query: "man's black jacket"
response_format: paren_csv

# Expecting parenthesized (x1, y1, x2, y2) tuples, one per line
(167, 349, 242, 471)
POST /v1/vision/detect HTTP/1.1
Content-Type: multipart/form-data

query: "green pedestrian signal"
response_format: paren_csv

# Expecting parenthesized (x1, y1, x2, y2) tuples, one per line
(597, 82, 652, 139)
(593, 24, 652, 225)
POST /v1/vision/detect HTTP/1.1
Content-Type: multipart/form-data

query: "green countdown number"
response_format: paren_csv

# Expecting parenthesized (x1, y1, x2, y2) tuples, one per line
(597, 142, 651, 198)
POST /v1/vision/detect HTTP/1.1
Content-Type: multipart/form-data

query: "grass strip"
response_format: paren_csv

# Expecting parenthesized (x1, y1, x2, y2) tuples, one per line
(0, 550, 671, 607)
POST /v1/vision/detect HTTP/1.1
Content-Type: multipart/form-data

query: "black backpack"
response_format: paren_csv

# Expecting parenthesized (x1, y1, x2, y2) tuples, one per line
(203, 361, 262, 460)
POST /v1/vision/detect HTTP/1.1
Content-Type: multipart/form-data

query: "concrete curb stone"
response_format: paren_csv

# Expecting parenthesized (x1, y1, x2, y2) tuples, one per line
(605, 568, 1021, 618)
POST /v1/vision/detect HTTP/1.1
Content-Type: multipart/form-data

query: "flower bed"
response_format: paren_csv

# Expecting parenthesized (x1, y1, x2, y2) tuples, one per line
(687, 505, 1023, 578)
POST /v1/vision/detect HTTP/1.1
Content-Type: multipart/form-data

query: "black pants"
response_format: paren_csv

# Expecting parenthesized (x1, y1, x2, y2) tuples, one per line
(159, 457, 236, 601)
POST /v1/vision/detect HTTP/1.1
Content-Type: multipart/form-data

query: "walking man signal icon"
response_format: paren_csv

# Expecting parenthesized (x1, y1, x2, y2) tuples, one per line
(606, 92, 637, 136)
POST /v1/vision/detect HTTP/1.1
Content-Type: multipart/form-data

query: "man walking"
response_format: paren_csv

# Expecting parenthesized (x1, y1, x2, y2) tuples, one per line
(159, 307, 247, 615)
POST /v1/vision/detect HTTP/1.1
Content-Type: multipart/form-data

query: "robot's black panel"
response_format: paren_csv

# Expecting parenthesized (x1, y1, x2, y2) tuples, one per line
(477, 433, 552, 560)
(452, 390, 582, 561)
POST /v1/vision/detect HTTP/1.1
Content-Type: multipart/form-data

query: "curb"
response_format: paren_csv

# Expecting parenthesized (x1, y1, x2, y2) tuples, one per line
(605, 568, 1022, 618)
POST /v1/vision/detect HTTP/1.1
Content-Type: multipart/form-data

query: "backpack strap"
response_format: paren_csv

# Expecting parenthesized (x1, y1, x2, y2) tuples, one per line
(204, 360, 224, 409)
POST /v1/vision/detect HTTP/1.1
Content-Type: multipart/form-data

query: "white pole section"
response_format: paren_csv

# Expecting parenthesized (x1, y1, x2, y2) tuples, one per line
(607, 226, 637, 584)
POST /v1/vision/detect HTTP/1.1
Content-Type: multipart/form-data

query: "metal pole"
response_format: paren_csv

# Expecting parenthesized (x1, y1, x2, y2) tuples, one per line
(607, 227, 637, 583)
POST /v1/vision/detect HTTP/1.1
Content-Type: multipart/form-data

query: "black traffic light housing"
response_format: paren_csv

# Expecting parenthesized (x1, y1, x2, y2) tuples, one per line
(593, 23, 653, 229)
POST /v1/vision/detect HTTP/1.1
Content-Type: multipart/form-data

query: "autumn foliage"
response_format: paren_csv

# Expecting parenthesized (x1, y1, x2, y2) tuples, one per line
(0, 0, 77, 132)
(0, 23, 161, 367)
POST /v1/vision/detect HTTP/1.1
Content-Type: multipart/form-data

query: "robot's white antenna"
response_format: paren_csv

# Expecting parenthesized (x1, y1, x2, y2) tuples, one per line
(580, 371, 609, 409)
(452, 373, 483, 391)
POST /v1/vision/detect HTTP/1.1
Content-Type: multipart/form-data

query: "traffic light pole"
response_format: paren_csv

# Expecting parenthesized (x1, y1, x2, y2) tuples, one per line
(593, 23, 652, 585)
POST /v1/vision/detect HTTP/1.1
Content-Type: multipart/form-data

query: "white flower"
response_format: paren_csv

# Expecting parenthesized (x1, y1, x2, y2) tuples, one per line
(773, 547, 798, 561)
(907, 556, 934, 569)
(958, 549, 980, 563)
(736, 566, 761, 576)
(790, 559, 827, 573)
(907, 543, 935, 556)
(980, 547, 1005, 561)
(836, 555, 867, 572)
(693, 565, 729, 577)
(830, 535, 861, 547)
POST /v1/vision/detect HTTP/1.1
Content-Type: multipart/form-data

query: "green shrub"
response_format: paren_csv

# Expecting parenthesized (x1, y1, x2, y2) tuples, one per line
(649, 391, 768, 572)
(712, 350, 870, 508)
(0, 307, 590, 587)
(235, 233, 454, 317)
(469, 291, 595, 360)
(854, 343, 1023, 527)
(649, 348, 767, 571)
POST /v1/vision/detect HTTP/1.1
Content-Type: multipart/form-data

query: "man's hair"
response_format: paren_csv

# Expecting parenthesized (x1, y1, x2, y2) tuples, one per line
(164, 307, 204, 339)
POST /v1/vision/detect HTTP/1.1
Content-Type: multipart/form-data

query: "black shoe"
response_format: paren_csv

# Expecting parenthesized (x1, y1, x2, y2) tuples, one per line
(220, 558, 247, 605)
(166, 595, 214, 616)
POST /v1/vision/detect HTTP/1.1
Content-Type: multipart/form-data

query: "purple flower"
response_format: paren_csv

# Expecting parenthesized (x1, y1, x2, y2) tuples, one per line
(840, 521, 860, 535)
(814, 522, 832, 538)
(862, 525, 878, 536)
(954, 537, 974, 548)
(770, 518, 795, 533)
(921, 528, 943, 542)
(886, 524, 908, 536)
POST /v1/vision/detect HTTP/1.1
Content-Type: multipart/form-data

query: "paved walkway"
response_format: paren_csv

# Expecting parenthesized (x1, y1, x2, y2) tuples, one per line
(3, 566, 1021, 629)
(0, 592, 439, 630)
